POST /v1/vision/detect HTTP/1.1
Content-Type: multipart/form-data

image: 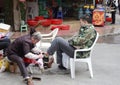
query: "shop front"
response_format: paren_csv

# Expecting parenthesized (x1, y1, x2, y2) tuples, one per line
(26, 0, 95, 20)
(0, 0, 14, 31)
(92, 0, 115, 26)
(92, 0, 105, 26)
(1, 0, 108, 31)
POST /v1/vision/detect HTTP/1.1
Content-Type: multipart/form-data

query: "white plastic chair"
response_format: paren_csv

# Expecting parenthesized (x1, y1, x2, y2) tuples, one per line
(36, 28, 59, 63)
(40, 28, 59, 50)
(70, 32, 99, 79)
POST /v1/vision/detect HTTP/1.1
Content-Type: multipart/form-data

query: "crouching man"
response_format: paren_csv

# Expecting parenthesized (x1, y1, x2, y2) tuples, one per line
(6, 32, 44, 85)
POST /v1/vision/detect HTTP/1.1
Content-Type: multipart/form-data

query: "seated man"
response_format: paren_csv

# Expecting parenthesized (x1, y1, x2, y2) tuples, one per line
(6, 32, 43, 85)
(0, 33, 11, 57)
(46, 15, 97, 70)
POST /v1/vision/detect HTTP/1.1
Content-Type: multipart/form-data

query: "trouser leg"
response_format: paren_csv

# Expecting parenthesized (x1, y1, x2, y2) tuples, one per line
(0, 42, 8, 50)
(0, 38, 11, 56)
(56, 50, 63, 64)
(2, 37, 11, 43)
(111, 12, 115, 23)
(47, 37, 75, 64)
(8, 55, 29, 78)
(0, 42, 9, 56)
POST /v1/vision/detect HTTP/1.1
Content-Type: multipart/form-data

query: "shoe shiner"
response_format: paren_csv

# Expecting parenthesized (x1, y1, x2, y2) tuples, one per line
(6, 32, 43, 85)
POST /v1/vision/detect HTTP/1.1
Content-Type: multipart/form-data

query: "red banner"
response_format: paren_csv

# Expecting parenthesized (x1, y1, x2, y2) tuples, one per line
(92, 11, 105, 26)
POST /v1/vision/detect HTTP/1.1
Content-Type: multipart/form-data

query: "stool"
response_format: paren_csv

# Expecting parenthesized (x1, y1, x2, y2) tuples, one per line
(20, 24, 28, 32)
(106, 17, 112, 22)
(41, 19, 51, 27)
(51, 19, 63, 25)
(27, 20, 38, 26)
(57, 11, 63, 19)
(51, 25, 61, 30)
(20, 20, 28, 32)
(61, 25, 70, 30)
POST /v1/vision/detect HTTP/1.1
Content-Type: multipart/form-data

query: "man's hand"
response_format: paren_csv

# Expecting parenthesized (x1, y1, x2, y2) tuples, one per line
(38, 53, 43, 58)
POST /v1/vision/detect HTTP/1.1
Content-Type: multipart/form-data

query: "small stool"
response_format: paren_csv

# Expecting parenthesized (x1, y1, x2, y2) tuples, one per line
(20, 24, 28, 32)
(20, 20, 28, 32)
(106, 17, 112, 22)
(51, 25, 61, 30)
(57, 11, 63, 19)
(61, 25, 70, 30)
(51, 19, 63, 25)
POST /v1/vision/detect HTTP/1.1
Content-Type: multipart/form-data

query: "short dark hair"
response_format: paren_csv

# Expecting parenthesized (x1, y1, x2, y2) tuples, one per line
(80, 14, 92, 23)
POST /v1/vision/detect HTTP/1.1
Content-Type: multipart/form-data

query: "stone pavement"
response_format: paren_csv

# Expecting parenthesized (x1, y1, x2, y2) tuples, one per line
(0, 43, 120, 85)
(1, 13, 120, 85)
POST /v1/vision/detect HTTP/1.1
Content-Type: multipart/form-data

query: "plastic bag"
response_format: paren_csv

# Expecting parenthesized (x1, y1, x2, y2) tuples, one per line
(0, 57, 9, 72)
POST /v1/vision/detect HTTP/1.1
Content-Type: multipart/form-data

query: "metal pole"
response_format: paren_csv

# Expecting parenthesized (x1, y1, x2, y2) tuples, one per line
(93, 0, 95, 5)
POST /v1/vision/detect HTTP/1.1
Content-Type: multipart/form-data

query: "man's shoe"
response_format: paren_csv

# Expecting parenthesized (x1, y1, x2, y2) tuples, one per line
(24, 77, 34, 85)
(26, 78, 34, 85)
(58, 64, 67, 70)
(111, 23, 115, 24)
(47, 57, 54, 68)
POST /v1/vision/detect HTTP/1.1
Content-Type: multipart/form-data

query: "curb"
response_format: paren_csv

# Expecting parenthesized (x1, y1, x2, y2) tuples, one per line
(100, 32, 120, 37)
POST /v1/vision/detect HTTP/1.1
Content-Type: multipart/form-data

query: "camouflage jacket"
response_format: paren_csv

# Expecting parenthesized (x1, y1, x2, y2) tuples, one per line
(68, 24, 96, 58)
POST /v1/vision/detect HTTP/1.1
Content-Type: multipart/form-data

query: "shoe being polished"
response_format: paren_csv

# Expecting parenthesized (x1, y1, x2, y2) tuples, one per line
(47, 57, 54, 68)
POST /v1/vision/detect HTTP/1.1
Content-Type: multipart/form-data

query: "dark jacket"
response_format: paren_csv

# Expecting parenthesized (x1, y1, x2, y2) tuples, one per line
(111, 1, 117, 12)
(6, 34, 34, 58)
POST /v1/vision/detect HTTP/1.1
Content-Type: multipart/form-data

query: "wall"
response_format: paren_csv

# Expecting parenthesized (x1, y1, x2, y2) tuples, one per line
(0, 0, 4, 7)
(13, 0, 21, 31)
(27, 1, 39, 19)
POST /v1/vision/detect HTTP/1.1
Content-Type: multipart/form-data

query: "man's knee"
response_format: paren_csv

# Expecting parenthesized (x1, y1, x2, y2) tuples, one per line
(8, 55, 24, 64)
(55, 37, 65, 42)
(16, 57, 24, 64)
(55, 37, 62, 40)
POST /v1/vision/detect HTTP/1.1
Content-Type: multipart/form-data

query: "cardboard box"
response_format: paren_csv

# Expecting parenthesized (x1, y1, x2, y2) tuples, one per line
(0, 23, 11, 33)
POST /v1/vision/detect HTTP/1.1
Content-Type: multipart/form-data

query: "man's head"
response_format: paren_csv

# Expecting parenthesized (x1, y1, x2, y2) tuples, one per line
(79, 15, 92, 26)
(31, 32, 42, 44)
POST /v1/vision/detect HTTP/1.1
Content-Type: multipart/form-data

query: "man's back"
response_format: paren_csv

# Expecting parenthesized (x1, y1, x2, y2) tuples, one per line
(7, 34, 34, 58)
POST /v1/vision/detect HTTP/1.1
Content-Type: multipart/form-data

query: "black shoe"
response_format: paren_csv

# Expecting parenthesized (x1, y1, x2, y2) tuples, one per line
(58, 64, 67, 70)
(111, 23, 115, 24)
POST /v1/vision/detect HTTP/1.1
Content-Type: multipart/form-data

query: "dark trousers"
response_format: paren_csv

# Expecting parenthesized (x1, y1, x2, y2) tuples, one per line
(7, 54, 29, 78)
(47, 37, 75, 65)
(111, 11, 116, 24)
(118, 4, 120, 14)
(0, 37, 11, 56)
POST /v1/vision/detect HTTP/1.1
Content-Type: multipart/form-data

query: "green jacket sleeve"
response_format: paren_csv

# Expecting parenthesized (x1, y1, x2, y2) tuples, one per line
(68, 25, 96, 49)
